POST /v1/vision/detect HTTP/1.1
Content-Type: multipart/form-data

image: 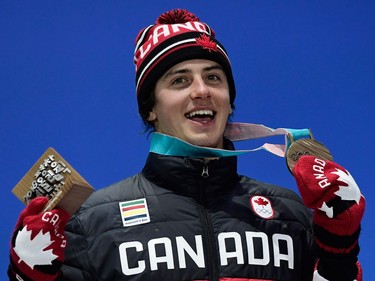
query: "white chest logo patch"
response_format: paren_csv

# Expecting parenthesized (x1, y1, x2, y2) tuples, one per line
(119, 198, 150, 227)
(250, 195, 274, 219)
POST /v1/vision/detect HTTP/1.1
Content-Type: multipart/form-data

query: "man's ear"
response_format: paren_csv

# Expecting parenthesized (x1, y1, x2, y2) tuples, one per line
(228, 103, 233, 115)
(147, 110, 157, 122)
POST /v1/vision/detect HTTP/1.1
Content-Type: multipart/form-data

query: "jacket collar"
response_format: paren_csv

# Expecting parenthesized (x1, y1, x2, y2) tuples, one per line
(142, 140, 239, 196)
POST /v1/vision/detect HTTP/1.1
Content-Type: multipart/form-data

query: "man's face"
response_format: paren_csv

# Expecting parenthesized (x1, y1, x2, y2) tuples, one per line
(148, 59, 232, 148)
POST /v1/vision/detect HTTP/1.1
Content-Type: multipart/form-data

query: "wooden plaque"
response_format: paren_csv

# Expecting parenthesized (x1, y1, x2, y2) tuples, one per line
(12, 147, 94, 216)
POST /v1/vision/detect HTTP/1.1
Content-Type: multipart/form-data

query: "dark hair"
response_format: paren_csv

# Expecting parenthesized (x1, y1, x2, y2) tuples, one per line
(138, 91, 156, 132)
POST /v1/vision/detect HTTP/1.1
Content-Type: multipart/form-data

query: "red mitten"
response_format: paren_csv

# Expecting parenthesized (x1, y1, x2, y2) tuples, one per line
(293, 156, 365, 281)
(8, 197, 70, 281)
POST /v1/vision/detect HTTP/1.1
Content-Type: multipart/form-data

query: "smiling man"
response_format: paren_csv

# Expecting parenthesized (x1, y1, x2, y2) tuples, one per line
(8, 9, 364, 281)
(149, 59, 232, 148)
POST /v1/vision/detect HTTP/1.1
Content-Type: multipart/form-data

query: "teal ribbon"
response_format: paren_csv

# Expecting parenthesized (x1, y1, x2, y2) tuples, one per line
(150, 133, 249, 157)
(285, 128, 311, 148)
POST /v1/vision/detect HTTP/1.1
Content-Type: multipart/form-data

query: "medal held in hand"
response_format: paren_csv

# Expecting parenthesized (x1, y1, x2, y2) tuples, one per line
(12, 147, 94, 216)
(286, 130, 333, 174)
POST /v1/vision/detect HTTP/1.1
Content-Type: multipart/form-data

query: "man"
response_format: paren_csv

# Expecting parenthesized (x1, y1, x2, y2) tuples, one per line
(8, 9, 365, 281)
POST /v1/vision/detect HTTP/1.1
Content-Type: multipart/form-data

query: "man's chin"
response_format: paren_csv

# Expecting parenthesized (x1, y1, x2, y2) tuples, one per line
(184, 135, 223, 149)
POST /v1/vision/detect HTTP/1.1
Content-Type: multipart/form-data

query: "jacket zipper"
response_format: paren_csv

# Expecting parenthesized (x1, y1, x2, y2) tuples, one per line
(201, 165, 209, 178)
(198, 161, 219, 281)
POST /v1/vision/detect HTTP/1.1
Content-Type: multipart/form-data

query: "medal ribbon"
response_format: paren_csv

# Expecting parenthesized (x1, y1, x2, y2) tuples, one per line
(149, 122, 311, 158)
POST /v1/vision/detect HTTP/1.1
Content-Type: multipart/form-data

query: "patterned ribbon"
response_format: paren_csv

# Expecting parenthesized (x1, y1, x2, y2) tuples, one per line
(150, 122, 311, 158)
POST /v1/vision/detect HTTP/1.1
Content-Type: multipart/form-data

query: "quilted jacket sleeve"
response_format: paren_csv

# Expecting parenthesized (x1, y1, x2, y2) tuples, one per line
(58, 215, 94, 281)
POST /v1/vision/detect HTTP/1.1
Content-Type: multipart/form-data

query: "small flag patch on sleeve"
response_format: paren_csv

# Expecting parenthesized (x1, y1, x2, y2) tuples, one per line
(119, 198, 150, 227)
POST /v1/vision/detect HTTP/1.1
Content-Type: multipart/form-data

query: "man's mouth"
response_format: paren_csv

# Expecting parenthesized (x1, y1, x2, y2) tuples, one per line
(185, 110, 216, 122)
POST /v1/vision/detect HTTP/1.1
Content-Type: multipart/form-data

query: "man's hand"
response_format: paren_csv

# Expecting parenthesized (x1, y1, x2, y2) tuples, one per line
(293, 156, 365, 281)
(8, 197, 70, 281)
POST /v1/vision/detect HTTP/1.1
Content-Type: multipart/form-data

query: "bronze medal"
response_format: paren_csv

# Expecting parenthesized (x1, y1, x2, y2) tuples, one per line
(286, 134, 333, 174)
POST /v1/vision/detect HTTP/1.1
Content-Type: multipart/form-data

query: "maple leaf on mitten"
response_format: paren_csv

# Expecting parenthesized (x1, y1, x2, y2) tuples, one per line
(293, 156, 365, 240)
(14, 226, 58, 269)
(9, 197, 70, 281)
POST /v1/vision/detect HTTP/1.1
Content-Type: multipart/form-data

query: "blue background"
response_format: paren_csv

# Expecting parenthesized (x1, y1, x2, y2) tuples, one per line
(1, 1, 374, 279)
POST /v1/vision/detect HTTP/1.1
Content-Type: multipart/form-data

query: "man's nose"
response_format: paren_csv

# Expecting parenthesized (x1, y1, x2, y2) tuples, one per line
(191, 78, 211, 99)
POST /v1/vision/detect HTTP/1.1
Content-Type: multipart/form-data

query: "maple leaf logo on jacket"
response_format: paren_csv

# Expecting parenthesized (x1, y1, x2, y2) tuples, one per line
(250, 195, 274, 219)
(13, 225, 58, 269)
(196, 34, 217, 52)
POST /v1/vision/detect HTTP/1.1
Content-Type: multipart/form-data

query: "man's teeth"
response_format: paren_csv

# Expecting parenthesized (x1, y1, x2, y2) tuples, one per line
(186, 110, 214, 118)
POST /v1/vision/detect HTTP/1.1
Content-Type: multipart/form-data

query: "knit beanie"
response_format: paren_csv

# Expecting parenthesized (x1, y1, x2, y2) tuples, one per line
(134, 9, 236, 118)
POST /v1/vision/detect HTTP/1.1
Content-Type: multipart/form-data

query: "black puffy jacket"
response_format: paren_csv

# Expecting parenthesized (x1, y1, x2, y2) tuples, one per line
(61, 152, 316, 281)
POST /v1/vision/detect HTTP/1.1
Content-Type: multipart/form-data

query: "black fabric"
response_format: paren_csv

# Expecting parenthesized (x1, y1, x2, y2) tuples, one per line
(314, 225, 361, 255)
(8, 263, 34, 281)
(317, 256, 358, 281)
(8, 262, 62, 281)
(60, 152, 316, 281)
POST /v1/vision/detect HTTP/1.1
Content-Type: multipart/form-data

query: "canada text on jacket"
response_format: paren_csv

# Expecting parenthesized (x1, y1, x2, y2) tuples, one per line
(119, 231, 294, 276)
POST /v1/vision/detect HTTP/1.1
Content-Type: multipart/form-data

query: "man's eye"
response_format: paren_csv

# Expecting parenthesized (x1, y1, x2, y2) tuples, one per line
(171, 77, 187, 85)
(207, 74, 220, 81)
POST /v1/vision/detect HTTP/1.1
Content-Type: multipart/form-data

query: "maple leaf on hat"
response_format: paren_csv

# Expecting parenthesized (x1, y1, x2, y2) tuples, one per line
(196, 34, 217, 52)
(13, 225, 58, 269)
(331, 168, 361, 204)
